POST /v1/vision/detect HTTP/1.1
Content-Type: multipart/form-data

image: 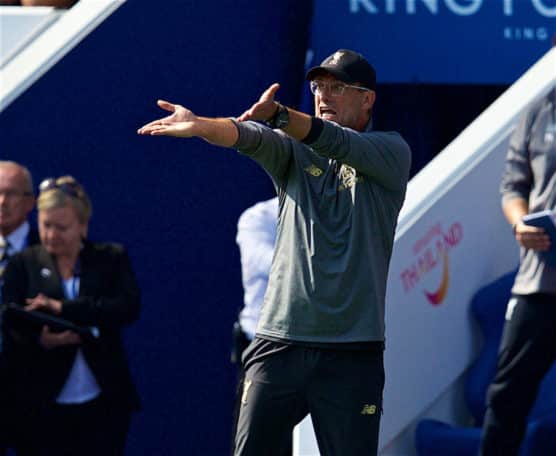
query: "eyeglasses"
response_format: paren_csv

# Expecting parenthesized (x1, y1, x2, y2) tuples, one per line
(309, 80, 371, 97)
(0, 189, 33, 199)
(39, 178, 80, 198)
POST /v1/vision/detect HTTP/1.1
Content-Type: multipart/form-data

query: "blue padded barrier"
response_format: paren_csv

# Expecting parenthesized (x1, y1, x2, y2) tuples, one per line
(415, 270, 556, 456)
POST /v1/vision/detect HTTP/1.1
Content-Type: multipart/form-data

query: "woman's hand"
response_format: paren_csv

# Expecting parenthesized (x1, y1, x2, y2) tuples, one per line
(39, 326, 82, 350)
(25, 293, 62, 314)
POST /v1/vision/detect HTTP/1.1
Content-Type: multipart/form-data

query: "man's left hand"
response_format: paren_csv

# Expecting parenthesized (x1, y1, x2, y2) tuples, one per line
(238, 83, 281, 122)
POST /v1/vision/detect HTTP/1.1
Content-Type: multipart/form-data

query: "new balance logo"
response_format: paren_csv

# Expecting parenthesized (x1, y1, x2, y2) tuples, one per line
(361, 404, 377, 415)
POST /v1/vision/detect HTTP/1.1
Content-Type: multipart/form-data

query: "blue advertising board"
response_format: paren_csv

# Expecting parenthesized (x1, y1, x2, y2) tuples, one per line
(308, 0, 556, 84)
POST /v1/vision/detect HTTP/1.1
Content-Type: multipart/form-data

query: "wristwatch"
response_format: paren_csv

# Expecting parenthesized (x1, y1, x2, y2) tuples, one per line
(266, 102, 289, 129)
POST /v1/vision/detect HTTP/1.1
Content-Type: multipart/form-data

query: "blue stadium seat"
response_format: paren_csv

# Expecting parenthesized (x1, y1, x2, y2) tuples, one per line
(415, 270, 556, 456)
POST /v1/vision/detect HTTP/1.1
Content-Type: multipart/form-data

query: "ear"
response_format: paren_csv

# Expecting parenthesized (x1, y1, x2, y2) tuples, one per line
(364, 90, 376, 111)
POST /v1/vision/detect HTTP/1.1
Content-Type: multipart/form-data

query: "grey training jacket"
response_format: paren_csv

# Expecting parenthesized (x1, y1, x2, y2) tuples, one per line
(234, 118, 411, 343)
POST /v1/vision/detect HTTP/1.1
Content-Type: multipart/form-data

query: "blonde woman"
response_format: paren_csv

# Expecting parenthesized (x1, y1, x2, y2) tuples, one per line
(2, 176, 140, 456)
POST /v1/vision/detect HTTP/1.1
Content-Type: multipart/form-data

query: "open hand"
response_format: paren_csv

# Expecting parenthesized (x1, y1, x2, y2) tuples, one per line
(238, 83, 281, 122)
(137, 100, 197, 137)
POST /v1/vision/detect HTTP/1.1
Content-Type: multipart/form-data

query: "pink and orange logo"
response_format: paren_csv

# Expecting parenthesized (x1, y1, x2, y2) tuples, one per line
(400, 222, 463, 306)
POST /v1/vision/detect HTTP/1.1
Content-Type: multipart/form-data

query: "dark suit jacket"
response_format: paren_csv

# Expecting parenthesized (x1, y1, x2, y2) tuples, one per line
(1, 240, 141, 412)
(0, 226, 39, 359)
(0, 227, 40, 440)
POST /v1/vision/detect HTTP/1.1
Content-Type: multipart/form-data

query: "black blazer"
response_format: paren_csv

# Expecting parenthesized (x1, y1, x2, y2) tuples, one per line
(2, 240, 141, 411)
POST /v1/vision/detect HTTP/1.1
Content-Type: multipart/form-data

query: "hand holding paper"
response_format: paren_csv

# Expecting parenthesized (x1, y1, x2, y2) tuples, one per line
(520, 210, 556, 264)
(25, 293, 62, 315)
(40, 326, 82, 350)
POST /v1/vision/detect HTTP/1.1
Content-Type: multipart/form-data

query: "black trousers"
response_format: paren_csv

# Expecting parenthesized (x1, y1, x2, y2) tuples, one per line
(479, 293, 556, 456)
(233, 338, 384, 456)
(230, 326, 293, 456)
(230, 323, 252, 455)
(0, 354, 8, 456)
(4, 394, 131, 456)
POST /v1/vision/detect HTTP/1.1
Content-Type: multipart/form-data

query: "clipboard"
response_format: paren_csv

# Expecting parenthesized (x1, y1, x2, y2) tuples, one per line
(3, 303, 99, 339)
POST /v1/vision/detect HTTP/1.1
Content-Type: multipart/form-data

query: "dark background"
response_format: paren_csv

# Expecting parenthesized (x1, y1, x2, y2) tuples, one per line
(0, 1, 508, 454)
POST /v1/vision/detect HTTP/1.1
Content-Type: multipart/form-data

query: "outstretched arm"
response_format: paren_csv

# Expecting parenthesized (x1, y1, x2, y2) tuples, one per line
(137, 100, 239, 148)
(138, 83, 313, 147)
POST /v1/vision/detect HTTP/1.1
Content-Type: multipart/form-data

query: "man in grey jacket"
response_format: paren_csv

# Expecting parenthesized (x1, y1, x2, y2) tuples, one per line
(480, 88, 556, 455)
(138, 49, 411, 456)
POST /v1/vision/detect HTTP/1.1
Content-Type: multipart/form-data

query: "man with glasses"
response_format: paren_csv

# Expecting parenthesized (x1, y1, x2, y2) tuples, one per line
(0, 161, 36, 274)
(0, 160, 38, 455)
(0, 160, 37, 327)
(138, 49, 411, 456)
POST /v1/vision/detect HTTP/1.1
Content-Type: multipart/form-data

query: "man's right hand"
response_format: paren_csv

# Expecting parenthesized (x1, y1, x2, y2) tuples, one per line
(514, 222, 551, 251)
(137, 100, 198, 137)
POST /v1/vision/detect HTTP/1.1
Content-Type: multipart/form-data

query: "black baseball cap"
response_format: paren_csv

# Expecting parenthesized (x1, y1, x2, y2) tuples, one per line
(306, 49, 376, 91)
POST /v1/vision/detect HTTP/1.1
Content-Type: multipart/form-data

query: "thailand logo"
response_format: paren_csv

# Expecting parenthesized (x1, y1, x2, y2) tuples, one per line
(400, 222, 463, 306)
